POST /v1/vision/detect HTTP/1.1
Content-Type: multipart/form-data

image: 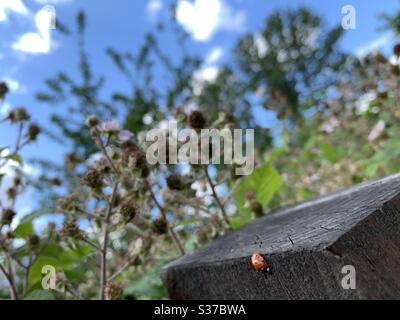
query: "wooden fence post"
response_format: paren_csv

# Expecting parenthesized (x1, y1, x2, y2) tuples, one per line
(161, 173, 400, 299)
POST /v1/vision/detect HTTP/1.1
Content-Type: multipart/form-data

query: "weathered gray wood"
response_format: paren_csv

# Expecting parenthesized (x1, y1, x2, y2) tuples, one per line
(161, 173, 400, 299)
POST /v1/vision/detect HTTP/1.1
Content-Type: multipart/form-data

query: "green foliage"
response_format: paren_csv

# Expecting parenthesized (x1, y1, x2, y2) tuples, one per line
(14, 208, 54, 238)
(236, 7, 345, 125)
(24, 289, 55, 300)
(232, 164, 283, 228)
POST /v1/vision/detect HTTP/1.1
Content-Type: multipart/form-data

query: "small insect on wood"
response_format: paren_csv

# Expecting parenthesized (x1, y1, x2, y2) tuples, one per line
(251, 235, 271, 274)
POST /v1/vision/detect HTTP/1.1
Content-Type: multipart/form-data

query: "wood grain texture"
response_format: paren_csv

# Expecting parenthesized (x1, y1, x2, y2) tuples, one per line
(161, 173, 400, 299)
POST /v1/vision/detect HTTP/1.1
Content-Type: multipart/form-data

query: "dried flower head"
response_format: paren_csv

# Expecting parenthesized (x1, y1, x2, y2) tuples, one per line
(60, 218, 83, 240)
(188, 110, 207, 130)
(13, 176, 22, 187)
(166, 174, 186, 191)
(85, 115, 100, 128)
(120, 141, 149, 175)
(119, 201, 138, 223)
(28, 234, 40, 249)
(7, 187, 17, 201)
(57, 194, 80, 212)
(81, 169, 103, 189)
(7, 107, 30, 123)
(27, 124, 41, 141)
(1, 208, 16, 226)
(172, 107, 187, 123)
(104, 282, 123, 300)
(48, 177, 62, 186)
(0, 81, 9, 99)
(151, 218, 168, 235)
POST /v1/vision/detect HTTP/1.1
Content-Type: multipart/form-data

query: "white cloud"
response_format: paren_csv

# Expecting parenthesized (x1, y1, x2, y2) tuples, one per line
(147, 0, 163, 16)
(176, 0, 245, 41)
(0, 0, 29, 22)
(12, 7, 54, 54)
(206, 47, 223, 64)
(0, 101, 11, 115)
(193, 66, 219, 94)
(354, 32, 393, 58)
(147, 0, 163, 21)
(1, 77, 20, 92)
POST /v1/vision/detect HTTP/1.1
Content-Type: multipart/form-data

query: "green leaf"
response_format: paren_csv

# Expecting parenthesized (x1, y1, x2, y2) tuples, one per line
(232, 164, 282, 228)
(24, 289, 55, 300)
(319, 141, 338, 162)
(124, 263, 167, 299)
(13, 208, 54, 238)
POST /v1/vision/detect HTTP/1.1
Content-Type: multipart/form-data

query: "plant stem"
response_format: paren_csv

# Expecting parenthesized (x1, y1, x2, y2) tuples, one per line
(149, 187, 185, 256)
(99, 181, 119, 300)
(94, 128, 120, 176)
(204, 165, 232, 229)
(0, 260, 18, 300)
(108, 254, 138, 282)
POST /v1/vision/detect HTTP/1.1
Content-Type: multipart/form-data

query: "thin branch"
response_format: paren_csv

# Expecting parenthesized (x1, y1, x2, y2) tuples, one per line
(82, 238, 102, 252)
(149, 187, 185, 256)
(99, 181, 119, 300)
(76, 208, 106, 222)
(94, 128, 119, 176)
(0, 260, 18, 300)
(108, 254, 138, 282)
(204, 165, 232, 229)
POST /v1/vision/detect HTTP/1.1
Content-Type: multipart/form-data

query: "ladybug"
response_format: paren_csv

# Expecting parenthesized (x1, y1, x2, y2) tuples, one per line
(251, 252, 271, 273)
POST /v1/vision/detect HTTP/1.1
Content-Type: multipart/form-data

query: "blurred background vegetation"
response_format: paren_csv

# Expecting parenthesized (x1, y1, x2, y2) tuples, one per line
(2, 2, 400, 299)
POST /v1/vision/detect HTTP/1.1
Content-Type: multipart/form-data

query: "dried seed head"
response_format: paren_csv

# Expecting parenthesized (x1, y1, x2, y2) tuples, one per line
(188, 110, 207, 130)
(172, 107, 187, 123)
(13, 176, 22, 187)
(57, 194, 81, 213)
(1, 208, 16, 226)
(81, 169, 103, 189)
(60, 218, 83, 240)
(48, 177, 62, 186)
(28, 234, 40, 249)
(7, 187, 17, 201)
(85, 115, 100, 128)
(104, 282, 123, 300)
(0, 81, 9, 99)
(151, 218, 168, 235)
(120, 201, 138, 223)
(27, 124, 41, 141)
(121, 141, 145, 164)
(166, 174, 186, 191)
(7, 107, 30, 123)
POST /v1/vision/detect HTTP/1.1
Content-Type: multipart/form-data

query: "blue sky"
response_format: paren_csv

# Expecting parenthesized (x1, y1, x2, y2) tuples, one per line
(0, 0, 399, 175)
